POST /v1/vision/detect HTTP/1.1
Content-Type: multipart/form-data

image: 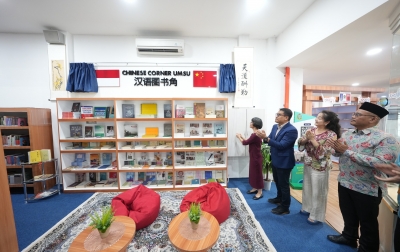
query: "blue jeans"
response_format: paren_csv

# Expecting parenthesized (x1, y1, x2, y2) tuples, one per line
(272, 165, 292, 210)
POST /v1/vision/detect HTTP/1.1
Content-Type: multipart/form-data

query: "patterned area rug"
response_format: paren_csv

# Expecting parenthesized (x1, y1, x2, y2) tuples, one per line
(23, 188, 275, 252)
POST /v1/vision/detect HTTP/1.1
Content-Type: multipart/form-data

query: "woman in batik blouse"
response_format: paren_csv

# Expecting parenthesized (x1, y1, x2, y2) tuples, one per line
(297, 110, 341, 224)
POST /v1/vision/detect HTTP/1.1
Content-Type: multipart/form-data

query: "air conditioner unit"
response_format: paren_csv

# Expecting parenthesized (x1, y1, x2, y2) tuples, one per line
(136, 38, 184, 56)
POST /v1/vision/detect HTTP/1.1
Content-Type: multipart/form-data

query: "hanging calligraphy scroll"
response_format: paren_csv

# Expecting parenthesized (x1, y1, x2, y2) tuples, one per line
(233, 47, 253, 107)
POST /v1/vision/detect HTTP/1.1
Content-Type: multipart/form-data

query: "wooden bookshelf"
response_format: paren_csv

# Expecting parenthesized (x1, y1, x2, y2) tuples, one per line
(0, 108, 55, 194)
(56, 98, 228, 192)
(302, 85, 385, 115)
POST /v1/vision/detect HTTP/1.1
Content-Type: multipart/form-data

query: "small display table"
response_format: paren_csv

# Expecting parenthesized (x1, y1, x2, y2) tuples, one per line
(168, 211, 220, 252)
(69, 216, 136, 252)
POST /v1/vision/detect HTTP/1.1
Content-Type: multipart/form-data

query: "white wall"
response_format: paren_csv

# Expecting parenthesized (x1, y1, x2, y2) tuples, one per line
(0, 33, 287, 170)
(275, 0, 388, 66)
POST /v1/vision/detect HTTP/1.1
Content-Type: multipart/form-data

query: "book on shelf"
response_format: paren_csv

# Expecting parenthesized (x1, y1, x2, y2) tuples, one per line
(191, 178, 200, 185)
(67, 181, 81, 188)
(183, 179, 192, 185)
(184, 107, 195, 118)
(194, 103, 205, 118)
(175, 180, 183, 185)
(185, 151, 196, 166)
(141, 103, 157, 116)
(100, 172, 107, 181)
(164, 123, 172, 137)
(90, 153, 100, 168)
(70, 125, 83, 138)
(94, 125, 105, 137)
(109, 106, 115, 118)
(105, 106, 111, 118)
(93, 107, 107, 118)
(214, 123, 226, 136)
(175, 123, 185, 137)
(122, 104, 135, 118)
(81, 106, 94, 117)
(164, 152, 173, 166)
(175, 104, 185, 118)
(84, 126, 94, 137)
(71, 102, 81, 112)
(75, 173, 86, 182)
(102, 153, 112, 166)
(205, 151, 215, 166)
(28, 150, 41, 163)
(158, 180, 167, 186)
(200, 179, 207, 184)
(175, 151, 185, 166)
(202, 123, 214, 137)
(176, 170, 184, 180)
(126, 172, 134, 182)
(108, 172, 117, 180)
(19, 135, 30, 146)
(142, 127, 159, 137)
(207, 178, 216, 183)
(18, 117, 27, 126)
(205, 171, 213, 180)
(189, 123, 200, 137)
(195, 152, 205, 166)
(89, 172, 98, 182)
(215, 105, 225, 118)
(193, 140, 201, 148)
(163, 104, 172, 118)
(214, 151, 225, 164)
(124, 124, 138, 137)
(205, 107, 216, 118)
(40, 149, 52, 162)
(185, 140, 192, 147)
(106, 126, 115, 137)
(126, 152, 134, 161)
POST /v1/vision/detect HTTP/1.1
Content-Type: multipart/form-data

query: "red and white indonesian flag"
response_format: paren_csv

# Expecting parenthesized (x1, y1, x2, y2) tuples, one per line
(95, 70, 120, 87)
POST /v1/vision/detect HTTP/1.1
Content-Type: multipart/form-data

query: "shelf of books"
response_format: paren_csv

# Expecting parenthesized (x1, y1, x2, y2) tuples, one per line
(0, 107, 55, 194)
(56, 98, 228, 192)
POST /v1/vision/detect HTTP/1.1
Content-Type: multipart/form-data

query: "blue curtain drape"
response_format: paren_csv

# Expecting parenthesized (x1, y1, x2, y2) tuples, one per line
(66, 63, 98, 92)
(219, 64, 236, 93)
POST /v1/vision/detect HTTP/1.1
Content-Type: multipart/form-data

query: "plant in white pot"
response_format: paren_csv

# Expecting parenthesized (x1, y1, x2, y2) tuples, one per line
(89, 205, 115, 239)
(188, 202, 202, 230)
(261, 143, 273, 190)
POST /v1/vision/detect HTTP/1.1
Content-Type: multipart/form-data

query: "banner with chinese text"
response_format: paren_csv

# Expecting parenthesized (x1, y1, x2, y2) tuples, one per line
(233, 48, 253, 107)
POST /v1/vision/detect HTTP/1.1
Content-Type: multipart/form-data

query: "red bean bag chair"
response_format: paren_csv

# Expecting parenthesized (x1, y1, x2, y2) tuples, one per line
(111, 184, 160, 230)
(180, 182, 230, 224)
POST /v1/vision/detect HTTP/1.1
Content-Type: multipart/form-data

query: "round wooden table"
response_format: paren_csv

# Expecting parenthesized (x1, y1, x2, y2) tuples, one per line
(69, 216, 136, 252)
(168, 211, 220, 252)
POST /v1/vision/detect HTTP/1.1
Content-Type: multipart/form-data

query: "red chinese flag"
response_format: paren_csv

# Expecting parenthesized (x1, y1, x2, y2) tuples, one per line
(193, 71, 217, 88)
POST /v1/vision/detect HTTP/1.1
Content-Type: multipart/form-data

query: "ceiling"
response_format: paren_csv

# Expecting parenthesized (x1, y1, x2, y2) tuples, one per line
(0, 0, 399, 88)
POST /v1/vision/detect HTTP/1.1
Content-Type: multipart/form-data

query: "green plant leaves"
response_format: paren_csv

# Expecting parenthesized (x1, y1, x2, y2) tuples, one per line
(89, 205, 115, 233)
(261, 143, 272, 175)
(188, 202, 202, 224)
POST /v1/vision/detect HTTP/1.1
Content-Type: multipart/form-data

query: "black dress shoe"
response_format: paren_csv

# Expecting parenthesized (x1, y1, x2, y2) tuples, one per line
(253, 194, 263, 200)
(267, 197, 281, 204)
(327, 235, 357, 248)
(247, 189, 258, 194)
(271, 207, 290, 215)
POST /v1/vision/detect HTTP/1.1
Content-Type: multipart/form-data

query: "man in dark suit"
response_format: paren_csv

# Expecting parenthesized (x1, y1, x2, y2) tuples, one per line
(256, 108, 298, 215)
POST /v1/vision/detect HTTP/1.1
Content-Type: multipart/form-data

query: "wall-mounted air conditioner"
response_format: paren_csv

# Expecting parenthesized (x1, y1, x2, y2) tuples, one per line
(136, 38, 184, 56)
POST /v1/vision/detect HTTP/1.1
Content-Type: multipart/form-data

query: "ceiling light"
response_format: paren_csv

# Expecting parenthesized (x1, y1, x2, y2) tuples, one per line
(246, 0, 267, 12)
(351, 83, 359, 86)
(366, 48, 382, 56)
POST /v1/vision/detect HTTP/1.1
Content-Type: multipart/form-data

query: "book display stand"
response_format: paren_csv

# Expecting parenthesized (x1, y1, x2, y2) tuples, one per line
(56, 98, 228, 192)
(21, 158, 60, 203)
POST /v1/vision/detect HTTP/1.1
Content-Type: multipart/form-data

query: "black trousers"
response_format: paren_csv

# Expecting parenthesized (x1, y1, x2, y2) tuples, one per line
(338, 184, 382, 252)
(395, 216, 400, 252)
(272, 165, 292, 210)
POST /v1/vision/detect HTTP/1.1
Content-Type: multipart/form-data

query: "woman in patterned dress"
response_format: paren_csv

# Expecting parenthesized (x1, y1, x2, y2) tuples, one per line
(236, 117, 264, 200)
(297, 110, 341, 224)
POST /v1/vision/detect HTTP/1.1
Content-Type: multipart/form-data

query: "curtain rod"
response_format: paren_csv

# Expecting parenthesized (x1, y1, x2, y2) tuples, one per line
(93, 62, 221, 67)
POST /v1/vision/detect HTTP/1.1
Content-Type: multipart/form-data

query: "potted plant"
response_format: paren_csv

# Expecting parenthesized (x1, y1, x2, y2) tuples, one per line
(261, 143, 273, 190)
(89, 205, 115, 239)
(188, 202, 202, 230)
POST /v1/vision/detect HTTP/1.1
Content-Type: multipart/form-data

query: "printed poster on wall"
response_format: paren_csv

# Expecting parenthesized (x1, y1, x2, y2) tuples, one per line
(233, 47, 253, 108)
(51, 60, 66, 91)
